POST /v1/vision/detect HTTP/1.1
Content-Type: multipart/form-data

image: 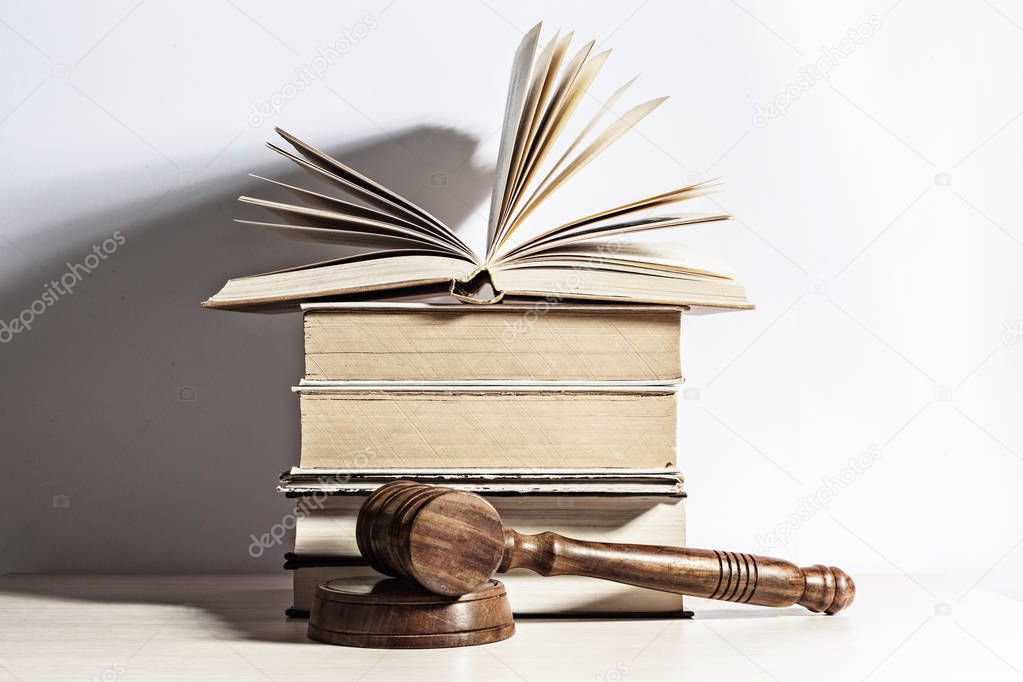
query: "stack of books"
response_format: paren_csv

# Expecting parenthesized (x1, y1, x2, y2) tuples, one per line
(203, 23, 752, 617)
(280, 302, 691, 615)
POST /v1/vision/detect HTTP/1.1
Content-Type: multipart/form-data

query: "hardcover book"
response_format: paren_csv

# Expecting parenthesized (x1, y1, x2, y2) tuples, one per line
(279, 467, 686, 496)
(301, 302, 685, 383)
(295, 384, 677, 469)
(280, 469, 687, 616)
(287, 484, 685, 556)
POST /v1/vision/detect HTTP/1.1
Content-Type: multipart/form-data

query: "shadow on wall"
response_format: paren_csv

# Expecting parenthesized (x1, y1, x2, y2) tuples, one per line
(0, 126, 491, 574)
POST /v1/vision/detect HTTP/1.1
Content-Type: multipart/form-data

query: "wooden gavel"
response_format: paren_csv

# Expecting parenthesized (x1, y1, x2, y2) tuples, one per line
(356, 480, 855, 615)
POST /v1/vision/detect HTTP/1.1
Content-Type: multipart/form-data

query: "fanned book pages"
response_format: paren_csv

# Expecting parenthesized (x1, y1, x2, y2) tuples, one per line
(203, 23, 753, 311)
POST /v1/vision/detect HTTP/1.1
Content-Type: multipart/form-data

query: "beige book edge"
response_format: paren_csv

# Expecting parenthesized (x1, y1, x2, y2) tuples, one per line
(296, 387, 678, 469)
(302, 302, 684, 383)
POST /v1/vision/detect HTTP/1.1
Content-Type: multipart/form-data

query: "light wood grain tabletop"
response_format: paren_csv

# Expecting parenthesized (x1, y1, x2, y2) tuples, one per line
(0, 573, 1019, 681)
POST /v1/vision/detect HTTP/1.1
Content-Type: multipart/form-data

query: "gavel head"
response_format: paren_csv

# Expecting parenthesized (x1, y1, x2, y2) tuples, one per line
(356, 481, 505, 596)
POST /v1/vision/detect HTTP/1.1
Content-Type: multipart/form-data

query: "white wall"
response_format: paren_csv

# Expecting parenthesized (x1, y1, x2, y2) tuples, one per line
(1, 0, 1021, 603)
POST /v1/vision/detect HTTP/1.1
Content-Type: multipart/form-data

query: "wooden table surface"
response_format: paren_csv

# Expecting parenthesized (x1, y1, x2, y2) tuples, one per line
(0, 573, 1019, 681)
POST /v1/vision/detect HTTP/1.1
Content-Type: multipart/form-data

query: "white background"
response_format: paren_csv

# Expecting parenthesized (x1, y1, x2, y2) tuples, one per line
(2, 0, 1021, 613)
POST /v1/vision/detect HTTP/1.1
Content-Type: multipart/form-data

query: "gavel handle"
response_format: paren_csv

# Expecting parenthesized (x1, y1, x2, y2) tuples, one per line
(499, 530, 854, 614)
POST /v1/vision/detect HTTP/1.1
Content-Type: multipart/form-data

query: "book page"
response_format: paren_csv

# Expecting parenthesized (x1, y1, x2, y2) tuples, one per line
(486, 22, 542, 251)
(500, 237, 738, 279)
(515, 75, 637, 219)
(497, 43, 603, 252)
(498, 181, 718, 260)
(249, 174, 427, 230)
(238, 196, 460, 251)
(265, 142, 475, 259)
(488, 32, 568, 251)
(234, 220, 455, 251)
(498, 31, 564, 224)
(491, 261, 751, 309)
(203, 251, 476, 308)
(504, 213, 728, 260)
(275, 128, 455, 236)
(489, 33, 575, 257)
(494, 96, 669, 245)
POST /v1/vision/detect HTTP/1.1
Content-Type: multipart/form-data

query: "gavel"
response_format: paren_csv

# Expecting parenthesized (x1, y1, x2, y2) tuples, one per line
(356, 480, 855, 614)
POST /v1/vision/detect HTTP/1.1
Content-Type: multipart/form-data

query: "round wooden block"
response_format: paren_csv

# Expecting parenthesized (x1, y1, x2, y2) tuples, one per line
(307, 576, 515, 649)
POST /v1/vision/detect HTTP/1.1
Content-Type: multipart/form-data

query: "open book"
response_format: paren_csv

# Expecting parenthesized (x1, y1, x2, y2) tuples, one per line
(203, 23, 752, 311)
